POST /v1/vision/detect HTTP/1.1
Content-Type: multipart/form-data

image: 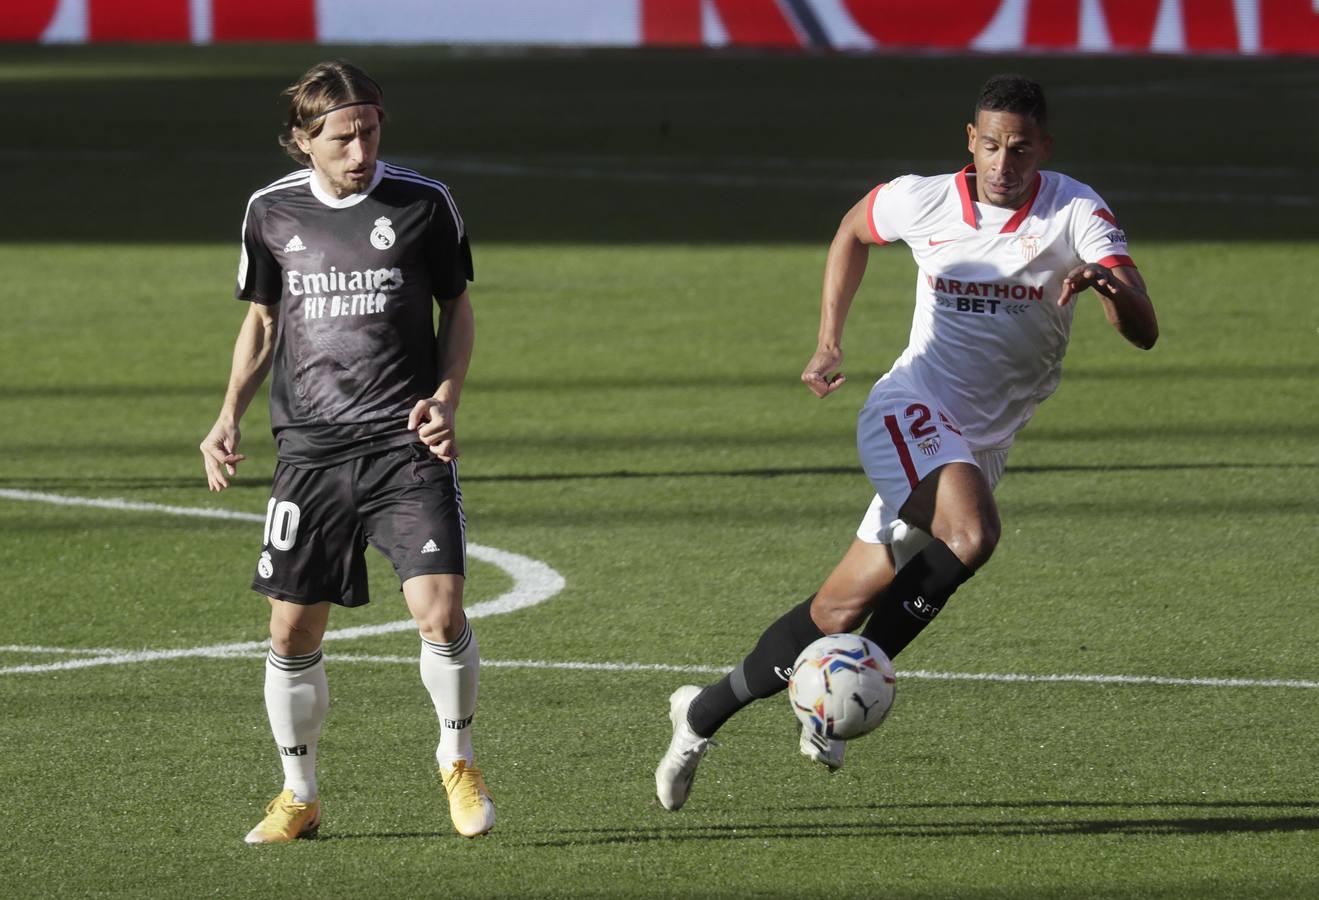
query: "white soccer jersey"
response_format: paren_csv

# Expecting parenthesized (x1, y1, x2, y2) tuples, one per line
(866, 166, 1135, 450)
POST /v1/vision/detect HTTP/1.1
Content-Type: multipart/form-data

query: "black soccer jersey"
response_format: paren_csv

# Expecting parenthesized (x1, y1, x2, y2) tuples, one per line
(236, 161, 474, 468)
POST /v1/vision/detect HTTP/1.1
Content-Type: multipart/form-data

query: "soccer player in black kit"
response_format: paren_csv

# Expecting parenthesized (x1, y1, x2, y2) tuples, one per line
(200, 61, 494, 842)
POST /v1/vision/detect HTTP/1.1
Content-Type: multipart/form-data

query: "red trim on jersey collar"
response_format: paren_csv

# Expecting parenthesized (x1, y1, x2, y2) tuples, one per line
(954, 166, 1042, 233)
(955, 165, 977, 227)
(1000, 174, 1042, 234)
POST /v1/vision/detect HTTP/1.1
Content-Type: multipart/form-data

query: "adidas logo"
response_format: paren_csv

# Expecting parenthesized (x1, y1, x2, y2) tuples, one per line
(421, 539, 439, 554)
(283, 234, 306, 253)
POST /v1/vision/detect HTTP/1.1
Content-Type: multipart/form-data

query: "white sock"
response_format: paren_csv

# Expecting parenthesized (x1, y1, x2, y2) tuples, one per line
(264, 647, 328, 803)
(419, 620, 480, 768)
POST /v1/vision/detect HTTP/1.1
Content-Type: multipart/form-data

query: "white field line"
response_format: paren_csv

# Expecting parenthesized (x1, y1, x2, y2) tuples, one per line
(3, 488, 1316, 690)
(4, 646, 1315, 690)
(294, 657, 1319, 689)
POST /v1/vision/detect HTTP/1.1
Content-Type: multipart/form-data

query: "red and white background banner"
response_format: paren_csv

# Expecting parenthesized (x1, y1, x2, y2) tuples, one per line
(6, 0, 1318, 54)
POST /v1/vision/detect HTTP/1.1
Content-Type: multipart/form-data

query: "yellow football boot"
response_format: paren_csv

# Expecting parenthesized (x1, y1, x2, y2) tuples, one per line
(244, 789, 321, 844)
(440, 761, 496, 837)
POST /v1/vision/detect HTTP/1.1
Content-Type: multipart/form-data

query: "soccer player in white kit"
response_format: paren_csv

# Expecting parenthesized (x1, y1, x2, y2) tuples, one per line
(657, 75, 1159, 810)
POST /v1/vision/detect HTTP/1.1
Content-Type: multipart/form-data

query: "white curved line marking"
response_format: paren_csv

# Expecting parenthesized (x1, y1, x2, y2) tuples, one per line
(0, 488, 565, 675)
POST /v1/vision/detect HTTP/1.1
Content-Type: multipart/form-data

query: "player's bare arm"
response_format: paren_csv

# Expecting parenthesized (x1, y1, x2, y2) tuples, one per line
(409, 289, 475, 461)
(1057, 263, 1158, 349)
(803, 194, 881, 399)
(201, 301, 280, 491)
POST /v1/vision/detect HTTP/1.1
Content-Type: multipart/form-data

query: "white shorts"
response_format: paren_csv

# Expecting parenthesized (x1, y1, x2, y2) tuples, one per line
(854, 377, 1009, 548)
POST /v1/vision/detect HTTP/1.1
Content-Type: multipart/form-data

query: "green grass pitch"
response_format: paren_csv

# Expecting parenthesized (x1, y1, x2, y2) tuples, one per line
(0, 46, 1316, 898)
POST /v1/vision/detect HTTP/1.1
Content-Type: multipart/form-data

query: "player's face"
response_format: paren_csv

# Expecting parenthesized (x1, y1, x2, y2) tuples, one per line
(298, 105, 382, 198)
(966, 110, 1051, 208)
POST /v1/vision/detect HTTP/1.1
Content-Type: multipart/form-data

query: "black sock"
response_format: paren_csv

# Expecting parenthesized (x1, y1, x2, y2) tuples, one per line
(860, 539, 974, 659)
(687, 597, 823, 738)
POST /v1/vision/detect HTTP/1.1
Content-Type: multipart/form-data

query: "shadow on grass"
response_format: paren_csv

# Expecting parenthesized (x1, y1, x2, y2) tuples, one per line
(1, 458, 1315, 497)
(316, 830, 453, 842)
(5, 361, 1315, 400)
(0, 477, 250, 491)
(460, 461, 1319, 482)
(516, 800, 1319, 846)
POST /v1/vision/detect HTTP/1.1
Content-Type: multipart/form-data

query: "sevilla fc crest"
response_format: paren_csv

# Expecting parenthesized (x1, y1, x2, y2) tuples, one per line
(1017, 234, 1041, 262)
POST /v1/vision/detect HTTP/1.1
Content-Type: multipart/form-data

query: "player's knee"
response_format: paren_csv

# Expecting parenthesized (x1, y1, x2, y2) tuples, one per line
(413, 593, 466, 642)
(417, 609, 465, 643)
(269, 619, 324, 657)
(404, 574, 466, 641)
(810, 592, 869, 635)
(943, 517, 1000, 570)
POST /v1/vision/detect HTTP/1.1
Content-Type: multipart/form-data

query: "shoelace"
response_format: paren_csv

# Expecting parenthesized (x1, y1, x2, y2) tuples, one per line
(444, 767, 487, 805)
(680, 737, 717, 760)
(264, 794, 312, 825)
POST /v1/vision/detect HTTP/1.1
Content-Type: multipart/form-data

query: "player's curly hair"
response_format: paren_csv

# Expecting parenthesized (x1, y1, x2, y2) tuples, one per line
(279, 60, 386, 166)
(975, 74, 1047, 127)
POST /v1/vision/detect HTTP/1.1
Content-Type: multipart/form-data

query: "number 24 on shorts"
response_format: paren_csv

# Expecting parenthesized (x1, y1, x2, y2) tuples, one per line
(904, 403, 963, 439)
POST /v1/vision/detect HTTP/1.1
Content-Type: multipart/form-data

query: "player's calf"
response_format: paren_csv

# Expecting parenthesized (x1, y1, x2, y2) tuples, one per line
(686, 597, 823, 739)
(860, 539, 975, 658)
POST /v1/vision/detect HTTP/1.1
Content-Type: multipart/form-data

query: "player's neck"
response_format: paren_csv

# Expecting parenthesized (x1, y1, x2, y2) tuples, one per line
(307, 162, 382, 209)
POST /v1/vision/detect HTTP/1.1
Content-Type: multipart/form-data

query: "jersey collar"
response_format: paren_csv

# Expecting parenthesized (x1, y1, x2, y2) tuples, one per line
(308, 160, 384, 209)
(954, 164, 1042, 234)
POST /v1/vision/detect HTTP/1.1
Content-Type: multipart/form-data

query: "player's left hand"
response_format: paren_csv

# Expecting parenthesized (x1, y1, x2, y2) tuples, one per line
(408, 398, 458, 462)
(802, 345, 847, 398)
(1058, 263, 1119, 306)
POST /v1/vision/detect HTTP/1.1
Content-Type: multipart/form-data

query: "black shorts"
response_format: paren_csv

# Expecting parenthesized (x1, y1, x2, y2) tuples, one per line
(251, 443, 466, 607)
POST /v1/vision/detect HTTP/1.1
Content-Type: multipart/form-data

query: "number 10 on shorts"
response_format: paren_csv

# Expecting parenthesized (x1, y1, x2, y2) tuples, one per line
(263, 498, 301, 551)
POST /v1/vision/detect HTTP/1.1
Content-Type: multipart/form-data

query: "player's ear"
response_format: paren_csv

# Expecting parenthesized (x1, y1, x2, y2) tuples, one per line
(966, 123, 976, 155)
(292, 128, 312, 156)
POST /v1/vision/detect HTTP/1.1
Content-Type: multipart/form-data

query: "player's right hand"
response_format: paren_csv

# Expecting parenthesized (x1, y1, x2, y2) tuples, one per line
(801, 346, 847, 398)
(201, 419, 246, 492)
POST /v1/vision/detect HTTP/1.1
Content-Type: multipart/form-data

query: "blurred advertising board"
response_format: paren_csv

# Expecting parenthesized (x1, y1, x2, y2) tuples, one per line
(7, 0, 1317, 54)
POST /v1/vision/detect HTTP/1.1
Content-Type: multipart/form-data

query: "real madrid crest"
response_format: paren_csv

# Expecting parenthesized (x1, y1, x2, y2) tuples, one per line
(370, 216, 396, 250)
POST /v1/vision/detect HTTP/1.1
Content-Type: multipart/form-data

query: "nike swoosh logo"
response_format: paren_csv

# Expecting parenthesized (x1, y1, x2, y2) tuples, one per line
(928, 237, 960, 246)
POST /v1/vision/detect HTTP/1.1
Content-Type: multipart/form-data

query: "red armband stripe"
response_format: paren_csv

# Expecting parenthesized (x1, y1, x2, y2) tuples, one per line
(865, 184, 889, 246)
(1097, 255, 1136, 269)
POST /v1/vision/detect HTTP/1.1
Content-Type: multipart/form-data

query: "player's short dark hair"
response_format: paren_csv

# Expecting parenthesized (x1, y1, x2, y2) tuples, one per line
(974, 74, 1048, 128)
(279, 60, 386, 166)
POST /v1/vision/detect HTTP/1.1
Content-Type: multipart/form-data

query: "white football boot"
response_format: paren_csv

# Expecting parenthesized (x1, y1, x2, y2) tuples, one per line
(655, 685, 714, 811)
(798, 723, 846, 771)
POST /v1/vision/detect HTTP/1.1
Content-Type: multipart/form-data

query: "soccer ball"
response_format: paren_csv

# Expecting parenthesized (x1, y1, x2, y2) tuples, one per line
(788, 634, 896, 741)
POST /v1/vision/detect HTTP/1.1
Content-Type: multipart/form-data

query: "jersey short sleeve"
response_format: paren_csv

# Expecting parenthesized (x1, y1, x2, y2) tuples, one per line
(235, 201, 282, 304)
(866, 175, 924, 245)
(424, 190, 474, 301)
(1071, 190, 1136, 270)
